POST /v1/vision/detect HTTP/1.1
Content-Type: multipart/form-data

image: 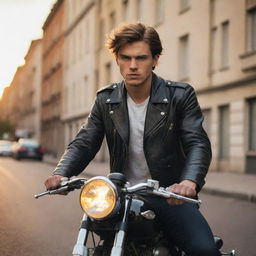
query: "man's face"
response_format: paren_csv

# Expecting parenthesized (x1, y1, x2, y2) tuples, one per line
(116, 41, 159, 87)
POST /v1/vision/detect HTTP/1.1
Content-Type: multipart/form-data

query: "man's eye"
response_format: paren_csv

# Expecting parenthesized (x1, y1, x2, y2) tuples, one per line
(121, 56, 130, 60)
(136, 56, 147, 60)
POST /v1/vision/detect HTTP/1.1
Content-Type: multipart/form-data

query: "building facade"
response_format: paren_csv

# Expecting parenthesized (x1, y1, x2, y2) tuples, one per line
(19, 39, 42, 141)
(41, 0, 65, 159)
(195, 0, 256, 174)
(62, 0, 97, 148)
(0, 38, 42, 141)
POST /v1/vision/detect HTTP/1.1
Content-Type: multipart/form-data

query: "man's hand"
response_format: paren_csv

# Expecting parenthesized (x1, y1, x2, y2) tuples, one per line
(44, 175, 68, 195)
(167, 180, 197, 205)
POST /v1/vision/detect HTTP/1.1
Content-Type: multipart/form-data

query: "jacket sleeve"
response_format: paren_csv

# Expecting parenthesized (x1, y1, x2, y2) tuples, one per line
(178, 85, 212, 191)
(53, 94, 105, 177)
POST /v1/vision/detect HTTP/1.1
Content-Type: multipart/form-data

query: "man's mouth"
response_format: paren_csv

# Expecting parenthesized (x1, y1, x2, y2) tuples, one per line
(127, 74, 140, 78)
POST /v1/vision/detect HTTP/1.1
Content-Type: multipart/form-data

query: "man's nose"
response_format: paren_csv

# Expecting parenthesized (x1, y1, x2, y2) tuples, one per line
(129, 58, 137, 70)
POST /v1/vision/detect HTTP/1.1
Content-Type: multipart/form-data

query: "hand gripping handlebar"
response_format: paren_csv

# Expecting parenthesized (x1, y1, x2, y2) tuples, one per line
(34, 178, 86, 199)
(123, 179, 202, 205)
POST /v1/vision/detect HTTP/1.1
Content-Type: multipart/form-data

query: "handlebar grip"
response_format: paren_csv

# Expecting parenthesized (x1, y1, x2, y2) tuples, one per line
(152, 188, 202, 205)
(169, 193, 202, 204)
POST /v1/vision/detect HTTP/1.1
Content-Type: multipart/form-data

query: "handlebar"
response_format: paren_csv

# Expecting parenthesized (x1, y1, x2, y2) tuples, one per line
(34, 178, 87, 199)
(35, 177, 201, 205)
(123, 179, 202, 205)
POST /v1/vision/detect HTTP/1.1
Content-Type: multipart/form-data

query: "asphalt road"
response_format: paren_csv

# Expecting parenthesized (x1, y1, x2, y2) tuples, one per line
(0, 157, 255, 256)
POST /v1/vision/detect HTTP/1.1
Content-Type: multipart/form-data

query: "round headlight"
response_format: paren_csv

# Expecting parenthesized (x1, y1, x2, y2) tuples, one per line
(80, 177, 117, 220)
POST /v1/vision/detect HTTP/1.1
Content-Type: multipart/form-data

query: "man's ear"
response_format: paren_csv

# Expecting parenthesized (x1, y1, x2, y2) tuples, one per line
(153, 54, 160, 68)
(115, 55, 120, 66)
(153, 54, 160, 62)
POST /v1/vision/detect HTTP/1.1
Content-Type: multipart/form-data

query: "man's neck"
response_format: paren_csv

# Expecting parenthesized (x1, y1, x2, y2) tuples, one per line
(125, 75, 152, 104)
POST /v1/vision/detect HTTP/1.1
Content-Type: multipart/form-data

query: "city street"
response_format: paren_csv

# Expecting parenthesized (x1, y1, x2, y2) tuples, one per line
(0, 157, 255, 256)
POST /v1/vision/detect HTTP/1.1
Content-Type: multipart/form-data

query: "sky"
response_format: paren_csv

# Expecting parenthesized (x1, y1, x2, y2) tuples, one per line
(0, 0, 56, 98)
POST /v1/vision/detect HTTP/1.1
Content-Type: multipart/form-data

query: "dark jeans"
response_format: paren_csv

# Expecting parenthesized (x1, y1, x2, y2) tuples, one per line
(145, 196, 221, 256)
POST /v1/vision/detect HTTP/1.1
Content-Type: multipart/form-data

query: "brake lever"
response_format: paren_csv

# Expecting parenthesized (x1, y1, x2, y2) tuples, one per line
(60, 178, 86, 188)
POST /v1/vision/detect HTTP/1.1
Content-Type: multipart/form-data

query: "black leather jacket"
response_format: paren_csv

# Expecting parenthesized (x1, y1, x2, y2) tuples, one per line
(54, 73, 211, 190)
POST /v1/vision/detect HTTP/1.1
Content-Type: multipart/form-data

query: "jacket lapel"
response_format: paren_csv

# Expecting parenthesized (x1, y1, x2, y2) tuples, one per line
(107, 82, 129, 146)
(144, 74, 169, 138)
(106, 74, 169, 144)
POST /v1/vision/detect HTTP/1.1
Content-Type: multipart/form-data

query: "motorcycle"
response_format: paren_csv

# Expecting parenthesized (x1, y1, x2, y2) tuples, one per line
(35, 173, 236, 256)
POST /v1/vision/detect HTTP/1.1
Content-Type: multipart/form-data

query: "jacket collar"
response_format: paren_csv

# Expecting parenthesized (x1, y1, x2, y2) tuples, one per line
(150, 72, 169, 104)
(107, 73, 169, 105)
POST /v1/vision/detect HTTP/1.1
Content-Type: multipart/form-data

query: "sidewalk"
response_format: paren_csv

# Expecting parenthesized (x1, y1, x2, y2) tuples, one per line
(44, 156, 256, 203)
(202, 171, 256, 203)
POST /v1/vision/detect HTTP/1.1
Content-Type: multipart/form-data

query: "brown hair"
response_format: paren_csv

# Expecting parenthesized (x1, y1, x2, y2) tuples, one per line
(106, 23, 163, 58)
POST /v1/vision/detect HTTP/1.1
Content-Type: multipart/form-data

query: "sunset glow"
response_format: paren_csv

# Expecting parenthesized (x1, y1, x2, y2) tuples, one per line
(0, 0, 56, 98)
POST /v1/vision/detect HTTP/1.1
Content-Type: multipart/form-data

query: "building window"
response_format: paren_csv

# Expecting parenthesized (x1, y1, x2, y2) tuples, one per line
(64, 86, 68, 113)
(72, 32, 76, 63)
(109, 11, 116, 31)
(137, 0, 143, 21)
(219, 105, 230, 159)
(72, 82, 76, 110)
(202, 109, 212, 138)
(220, 21, 229, 69)
(178, 34, 189, 80)
(84, 76, 88, 108)
(179, 0, 190, 13)
(95, 69, 99, 93)
(105, 62, 111, 84)
(155, 0, 165, 25)
(247, 8, 256, 52)
(85, 20, 90, 54)
(99, 19, 105, 47)
(65, 40, 69, 69)
(210, 27, 217, 73)
(248, 98, 256, 151)
(122, 0, 129, 20)
(73, 0, 77, 17)
(69, 123, 73, 142)
(78, 25, 82, 59)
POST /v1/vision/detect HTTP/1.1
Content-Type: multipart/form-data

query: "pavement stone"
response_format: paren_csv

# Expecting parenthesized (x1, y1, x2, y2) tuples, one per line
(44, 156, 256, 203)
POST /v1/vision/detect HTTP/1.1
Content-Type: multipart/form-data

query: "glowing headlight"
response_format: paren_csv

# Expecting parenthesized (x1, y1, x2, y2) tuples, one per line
(80, 177, 117, 219)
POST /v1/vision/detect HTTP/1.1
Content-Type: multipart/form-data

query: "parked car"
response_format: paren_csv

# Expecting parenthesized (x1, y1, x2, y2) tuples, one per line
(12, 138, 44, 161)
(0, 140, 13, 156)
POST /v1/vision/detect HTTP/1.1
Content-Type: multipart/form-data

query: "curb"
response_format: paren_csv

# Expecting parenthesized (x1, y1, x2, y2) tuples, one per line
(201, 188, 256, 204)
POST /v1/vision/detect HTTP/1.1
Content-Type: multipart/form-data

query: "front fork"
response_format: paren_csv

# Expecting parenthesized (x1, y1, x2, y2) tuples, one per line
(72, 214, 90, 256)
(110, 195, 132, 256)
(72, 196, 132, 256)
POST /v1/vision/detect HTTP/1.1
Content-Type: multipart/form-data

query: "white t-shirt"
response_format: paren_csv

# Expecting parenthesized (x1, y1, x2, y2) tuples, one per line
(124, 94, 151, 185)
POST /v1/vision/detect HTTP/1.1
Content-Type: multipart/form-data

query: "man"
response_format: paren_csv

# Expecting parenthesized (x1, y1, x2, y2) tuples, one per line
(45, 23, 220, 255)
